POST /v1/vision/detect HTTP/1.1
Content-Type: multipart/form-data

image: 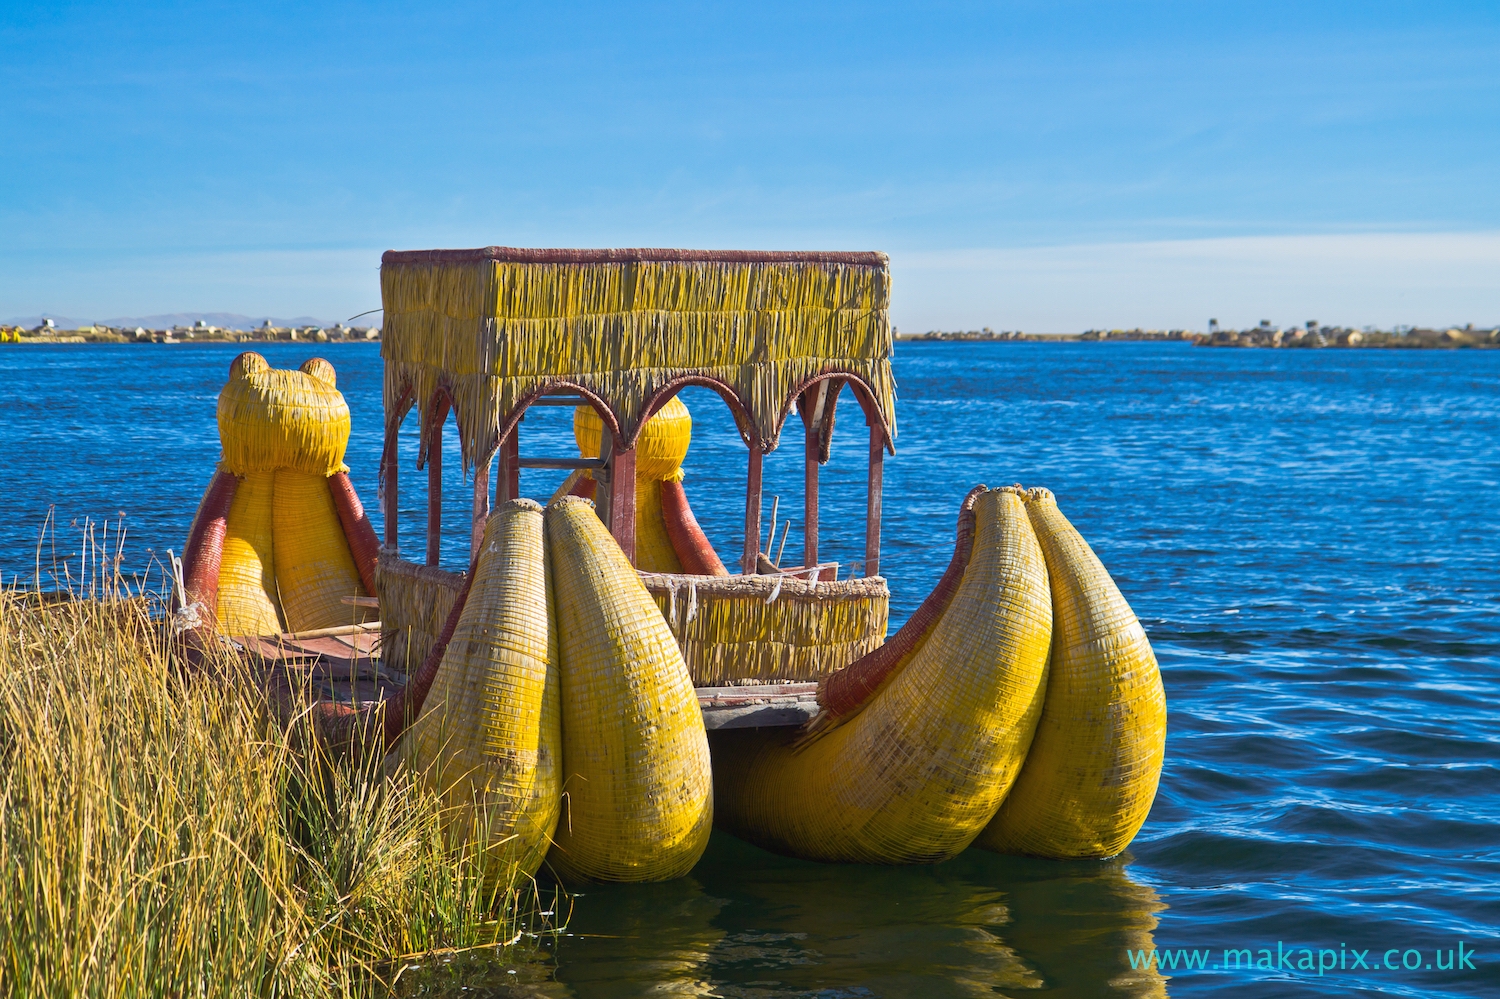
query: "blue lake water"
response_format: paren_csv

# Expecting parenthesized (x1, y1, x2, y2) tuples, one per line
(1, 341, 1496, 996)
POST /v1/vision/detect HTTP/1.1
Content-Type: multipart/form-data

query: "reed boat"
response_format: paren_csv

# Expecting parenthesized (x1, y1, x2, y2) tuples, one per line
(179, 246, 1166, 883)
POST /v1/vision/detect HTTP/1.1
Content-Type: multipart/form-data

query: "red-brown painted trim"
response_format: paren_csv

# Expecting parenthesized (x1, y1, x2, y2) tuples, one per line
(425, 395, 450, 567)
(607, 448, 637, 564)
(780, 370, 893, 455)
(815, 485, 986, 720)
(181, 469, 238, 629)
(865, 423, 884, 578)
(795, 376, 844, 465)
(379, 386, 413, 549)
(638, 374, 756, 451)
(499, 381, 622, 456)
(743, 448, 764, 574)
(328, 472, 380, 596)
(660, 478, 729, 576)
(384, 247, 889, 267)
(802, 426, 820, 568)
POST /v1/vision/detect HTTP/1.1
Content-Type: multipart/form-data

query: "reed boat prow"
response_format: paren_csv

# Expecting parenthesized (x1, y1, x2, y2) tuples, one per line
(184, 246, 1165, 876)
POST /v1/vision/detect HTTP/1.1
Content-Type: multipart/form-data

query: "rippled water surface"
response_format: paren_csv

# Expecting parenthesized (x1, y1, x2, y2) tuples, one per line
(2, 341, 1496, 996)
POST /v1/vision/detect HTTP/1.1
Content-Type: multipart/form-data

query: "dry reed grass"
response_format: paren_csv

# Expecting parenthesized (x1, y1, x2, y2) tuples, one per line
(0, 520, 549, 998)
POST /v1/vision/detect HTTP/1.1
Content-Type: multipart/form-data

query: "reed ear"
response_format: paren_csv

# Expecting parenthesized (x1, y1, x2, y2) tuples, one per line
(229, 351, 269, 380)
(300, 357, 337, 387)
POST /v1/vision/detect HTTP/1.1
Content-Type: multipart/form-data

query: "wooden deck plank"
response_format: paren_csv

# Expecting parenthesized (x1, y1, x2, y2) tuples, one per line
(695, 682, 819, 730)
(235, 629, 819, 729)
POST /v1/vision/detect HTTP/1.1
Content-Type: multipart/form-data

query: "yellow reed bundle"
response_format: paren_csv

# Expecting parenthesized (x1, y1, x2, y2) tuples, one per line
(576, 393, 693, 567)
(376, 553, 465, 675)
(709, 487, 1051, 864)
(217, 353, 351, 477)
(380, 253, 894, 473)
(543, 496, 712, 882)
(575, 398, 690, 571)
(574, 396, 691, 481)
(405, 500, 561, 880)
(270, 470, 371, 632)
(634, 477, 683, 573)
(640, 573, 889, 685)
(976, 488, 1167, 860)
(216, 470, 282, 636)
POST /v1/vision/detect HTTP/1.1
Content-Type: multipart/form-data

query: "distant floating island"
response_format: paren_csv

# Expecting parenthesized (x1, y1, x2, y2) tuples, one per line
(894, 327, 1195, 342)
(892, 323, 1500, 349)
(1195, 321, 1498, 349)
(0, 318, 379, 345)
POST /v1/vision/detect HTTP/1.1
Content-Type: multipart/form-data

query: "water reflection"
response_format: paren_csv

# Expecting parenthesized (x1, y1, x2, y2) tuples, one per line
(532, 831, 1168, 998)
(551, 875, 728, 997)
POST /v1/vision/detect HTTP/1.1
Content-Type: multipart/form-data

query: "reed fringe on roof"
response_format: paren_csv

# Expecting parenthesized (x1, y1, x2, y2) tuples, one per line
(639, 573, 889, 686)
(379, 251, 895, 472)
(217, 353, 351, 477)
(377, 552, 465, 676)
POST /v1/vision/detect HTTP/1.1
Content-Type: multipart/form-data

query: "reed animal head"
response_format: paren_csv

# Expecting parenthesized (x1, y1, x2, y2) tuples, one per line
(216, 352, 352, 476)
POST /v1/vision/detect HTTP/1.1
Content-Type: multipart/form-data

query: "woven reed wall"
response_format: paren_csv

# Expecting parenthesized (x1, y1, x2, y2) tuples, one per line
(377, 551, 465, 676)
(639, 572, 889, 686)
(380, 250, 895, 471)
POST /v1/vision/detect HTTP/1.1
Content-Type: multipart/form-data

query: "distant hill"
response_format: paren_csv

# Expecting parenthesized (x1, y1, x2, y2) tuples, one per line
(5, 312, 343, 330)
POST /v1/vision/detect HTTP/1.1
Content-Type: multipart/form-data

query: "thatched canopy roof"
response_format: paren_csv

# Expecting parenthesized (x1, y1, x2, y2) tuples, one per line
(379, 247, 895, 471)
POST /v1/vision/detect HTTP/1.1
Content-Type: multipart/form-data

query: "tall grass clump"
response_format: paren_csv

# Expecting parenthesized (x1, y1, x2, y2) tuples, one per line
(0, 524, 545, 998)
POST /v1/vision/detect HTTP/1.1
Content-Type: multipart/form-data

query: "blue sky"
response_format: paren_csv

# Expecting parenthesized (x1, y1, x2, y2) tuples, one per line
(3, 1, 1498, 330)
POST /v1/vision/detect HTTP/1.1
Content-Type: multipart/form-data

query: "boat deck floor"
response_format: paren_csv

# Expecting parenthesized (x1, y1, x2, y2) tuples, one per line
(234, 634, 819, 729)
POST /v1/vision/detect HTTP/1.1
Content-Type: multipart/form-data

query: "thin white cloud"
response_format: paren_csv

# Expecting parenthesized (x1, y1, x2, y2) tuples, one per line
(890, 232, 1500, 332)
(0, 248, 384, 323)
(6, 233, 1498, 333)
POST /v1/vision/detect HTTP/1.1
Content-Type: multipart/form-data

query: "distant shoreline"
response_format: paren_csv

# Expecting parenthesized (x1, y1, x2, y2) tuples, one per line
(0, 324, 378, 346)
(6, 325, 1497, 351)
(895, 326, 1500, 349)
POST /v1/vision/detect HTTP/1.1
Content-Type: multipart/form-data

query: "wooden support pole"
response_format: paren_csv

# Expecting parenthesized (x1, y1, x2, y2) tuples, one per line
(607, 445, 637, 565)
(743, 447, 763, 574)
(495, 423, 521, 505)
(865, 422, 883, 578)
(425, 407, 447, 567)
(471, 453, 491, 559)
(804, 424, 820, 568)
(594, 430, 614, 528)
(504, 425, 520, 500)
(799, 379, 830, 571)
(381, 426, 398, 550)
